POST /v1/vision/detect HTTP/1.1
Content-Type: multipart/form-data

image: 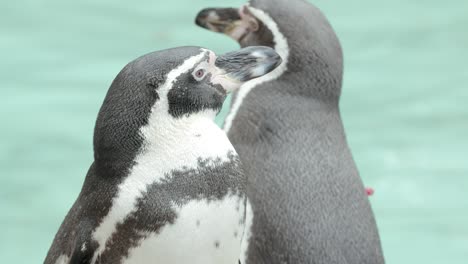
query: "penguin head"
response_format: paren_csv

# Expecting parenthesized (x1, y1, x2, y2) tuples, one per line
(196, 0, 344, 101)
(93, 46, 281, 169)
(196, 5, 274, 48)
(103, 46, 280, 119)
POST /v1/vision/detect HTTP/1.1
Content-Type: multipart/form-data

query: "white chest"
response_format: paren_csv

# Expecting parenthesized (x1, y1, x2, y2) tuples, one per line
(91, 115, 242, 263)
(123, 196, 246, 264)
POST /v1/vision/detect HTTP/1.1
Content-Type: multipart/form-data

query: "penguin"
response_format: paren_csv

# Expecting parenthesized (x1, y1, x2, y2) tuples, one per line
(44, 46, 282, 264)
(196, 1, 385, 263)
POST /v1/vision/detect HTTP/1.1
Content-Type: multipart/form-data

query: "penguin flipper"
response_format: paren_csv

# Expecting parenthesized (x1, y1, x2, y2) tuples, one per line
(69, 243, 96, 264)
(68, 220, 99, 264)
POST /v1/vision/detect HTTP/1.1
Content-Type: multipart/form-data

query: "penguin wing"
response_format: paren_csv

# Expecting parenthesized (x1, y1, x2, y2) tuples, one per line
(69, 248, 94, 264)
(68, 220, 98, 264)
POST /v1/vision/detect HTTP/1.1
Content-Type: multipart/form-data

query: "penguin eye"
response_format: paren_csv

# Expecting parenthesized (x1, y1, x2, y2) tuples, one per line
(194, 69, 206, 80)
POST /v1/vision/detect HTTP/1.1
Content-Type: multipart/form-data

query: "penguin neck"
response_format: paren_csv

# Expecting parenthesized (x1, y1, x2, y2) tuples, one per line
(93, 110, 219, 177)
(225, 5, 342, 132)
(280, 69, 342, 104)
(224, 6, 289, 132)
(140, 109, 219, 151)
(248, 2, 343, 100)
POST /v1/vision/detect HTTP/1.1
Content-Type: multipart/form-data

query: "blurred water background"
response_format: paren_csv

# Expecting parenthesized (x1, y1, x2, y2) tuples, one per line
(1, 0, 467, 263)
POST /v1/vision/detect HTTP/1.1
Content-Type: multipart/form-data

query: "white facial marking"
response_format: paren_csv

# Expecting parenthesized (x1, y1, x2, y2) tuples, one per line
(122, 196, 245, 264)
(223, 6, 290, 132)
(193, 61, 210, 81)
(209, 51, 242, 93)
(91, 50, 237, 263)
(194, 51, 218, 81)
(208, 51, 216, 64)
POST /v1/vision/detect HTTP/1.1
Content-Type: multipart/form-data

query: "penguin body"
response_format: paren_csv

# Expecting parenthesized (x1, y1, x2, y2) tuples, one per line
(44, 46, 281, 264)
(196, 1, 385, 263)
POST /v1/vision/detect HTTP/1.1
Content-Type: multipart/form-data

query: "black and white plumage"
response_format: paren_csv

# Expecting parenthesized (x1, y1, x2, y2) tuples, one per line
(44, 46, 281, 264)
(196, 1, 385, 263)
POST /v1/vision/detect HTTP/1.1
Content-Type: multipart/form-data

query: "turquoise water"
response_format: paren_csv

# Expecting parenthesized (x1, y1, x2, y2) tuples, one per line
(1, 0, 467, 263)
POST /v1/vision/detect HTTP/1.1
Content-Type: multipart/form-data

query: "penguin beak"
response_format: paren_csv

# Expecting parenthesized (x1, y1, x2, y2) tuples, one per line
(195, 8, 240, 34)
(195, 6, 258, 43)
(212, 46, 282, 92)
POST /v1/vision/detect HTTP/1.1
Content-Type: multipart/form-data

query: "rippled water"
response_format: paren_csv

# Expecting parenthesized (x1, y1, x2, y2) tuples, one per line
(1, 0, 467, 263)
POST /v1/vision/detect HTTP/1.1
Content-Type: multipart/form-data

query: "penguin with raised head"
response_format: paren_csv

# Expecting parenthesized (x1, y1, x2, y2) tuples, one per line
(44, 46, 282, 264)
(196, 1, 385, 263)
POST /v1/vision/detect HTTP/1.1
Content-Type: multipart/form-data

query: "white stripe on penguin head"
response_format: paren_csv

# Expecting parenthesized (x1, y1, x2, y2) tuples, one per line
(91, 50, 209, 263)
(223, 5, 290, 133)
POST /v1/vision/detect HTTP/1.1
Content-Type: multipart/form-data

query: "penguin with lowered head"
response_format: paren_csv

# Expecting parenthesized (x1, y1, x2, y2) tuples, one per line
(44, 46, 282, 264)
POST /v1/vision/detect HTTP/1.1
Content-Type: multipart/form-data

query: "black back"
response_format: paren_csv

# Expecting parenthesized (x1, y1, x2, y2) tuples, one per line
(227, 0, 385, 263)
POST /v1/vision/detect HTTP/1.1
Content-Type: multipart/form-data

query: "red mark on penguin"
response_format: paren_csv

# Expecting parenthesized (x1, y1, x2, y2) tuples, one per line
(365, 187, 375, 196)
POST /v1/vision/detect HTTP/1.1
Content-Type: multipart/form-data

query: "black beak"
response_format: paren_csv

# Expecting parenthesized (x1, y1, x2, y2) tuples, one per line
(195, 8, 240, 33)
(216, 46, 282, 83)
